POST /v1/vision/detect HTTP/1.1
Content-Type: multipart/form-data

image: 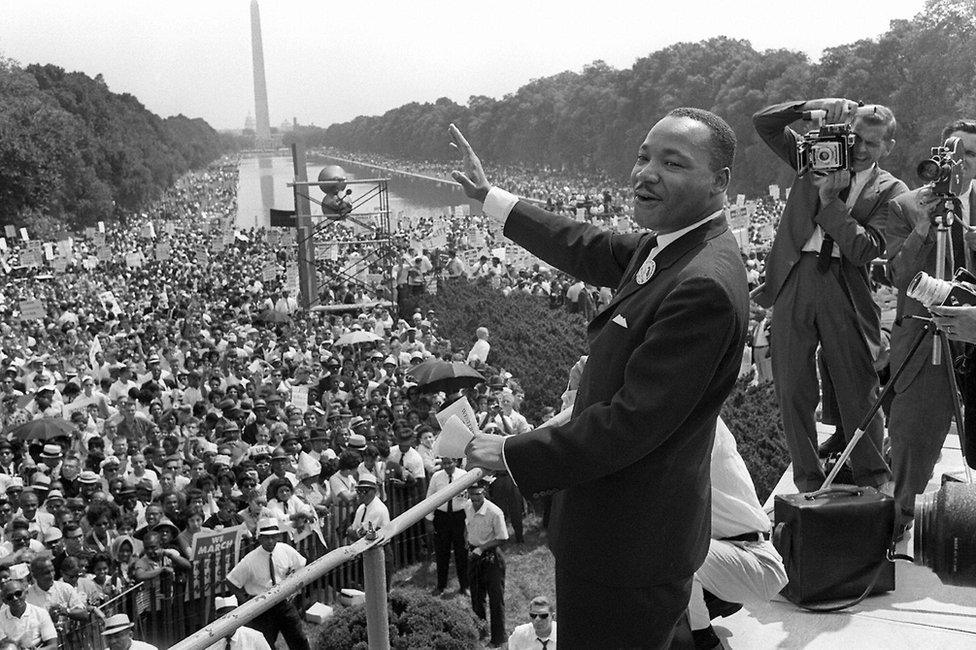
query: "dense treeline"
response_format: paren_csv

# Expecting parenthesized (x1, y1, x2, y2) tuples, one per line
(311, 0, 976, 196)
(0, 59, 226, 233)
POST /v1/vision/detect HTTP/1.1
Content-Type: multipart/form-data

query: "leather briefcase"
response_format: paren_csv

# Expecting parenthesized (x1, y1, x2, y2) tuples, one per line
(773, 485, 895, 606)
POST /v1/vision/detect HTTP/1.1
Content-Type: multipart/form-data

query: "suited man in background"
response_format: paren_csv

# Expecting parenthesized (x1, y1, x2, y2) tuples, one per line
(885, 119, 976, 536)
(452, 106, 749, 649)
(752, 98, 908, 492)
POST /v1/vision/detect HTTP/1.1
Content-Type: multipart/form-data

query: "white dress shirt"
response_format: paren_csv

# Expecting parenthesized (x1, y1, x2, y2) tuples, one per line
(508, 621, 557, 650)
(425, 468, 469, 519)
(226, 543, 307, 596)
(801, 165, 875, 256)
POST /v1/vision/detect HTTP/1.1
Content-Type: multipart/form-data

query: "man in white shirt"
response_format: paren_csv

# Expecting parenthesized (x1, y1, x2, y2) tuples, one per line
(508, 596, 557, 650)
(466, 327, 491, 365)
(203, 595, 271, 650)
(386, 430, 425, 482)
(101, 613, 158, 650)
(425, 457, 469, 596)
(346, 474, 390, 541)
(25, 556, 89, 623)
(688, 417, 788, 648)
(226, 519, 309, 650)
(465, 482, 509, 647)
(0, 579, 56, 650)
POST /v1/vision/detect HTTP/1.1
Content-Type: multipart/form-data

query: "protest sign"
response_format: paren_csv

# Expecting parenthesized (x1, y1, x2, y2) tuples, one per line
(155, 243, 170, 261)
(125, 253, 143, 268)
(84, 227, 96, 239)
(18, 300, 46, 321)
(43, 243, 55, 261)
(736, 194, 746, 207)
(0, 238, 6, 251)
(57, 239, 72, 258)
(196, 249, 209, 265)
(21, 251, 41, 268)
(188, 525, 244, 598)
(4, 225, 15, 238)
(20, 228, 29, 242)
(262, 264, 277, 282)
(97, 221, 105, 233)
(291, 386, 309, 412)
(51, 257, 68, 273)
(491, 247, 506, 262)
(96, 246, 111, 262)
(768, 184, 780, 199)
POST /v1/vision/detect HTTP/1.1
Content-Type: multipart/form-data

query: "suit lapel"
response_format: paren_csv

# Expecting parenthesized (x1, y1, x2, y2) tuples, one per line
(591, 216, 727, 330)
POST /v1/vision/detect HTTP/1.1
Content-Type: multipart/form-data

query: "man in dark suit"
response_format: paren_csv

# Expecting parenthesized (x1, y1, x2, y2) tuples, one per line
(451, 107, 749, 649)
(752, 99, 908, 492)
(886, 119, 976, 535)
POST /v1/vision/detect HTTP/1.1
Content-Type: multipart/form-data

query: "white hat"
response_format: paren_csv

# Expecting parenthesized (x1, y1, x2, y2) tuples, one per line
(256, 517, 283, 537)
(8, 563, 29, 580)
(101, 614, 135, 636)
(214, 595, 239, 611)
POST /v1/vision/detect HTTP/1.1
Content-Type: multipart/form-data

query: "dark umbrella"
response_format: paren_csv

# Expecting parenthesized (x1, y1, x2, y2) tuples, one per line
(256, 309, 292, 324)
(7, 417, 75, 442)
(406, 360, 485, 394)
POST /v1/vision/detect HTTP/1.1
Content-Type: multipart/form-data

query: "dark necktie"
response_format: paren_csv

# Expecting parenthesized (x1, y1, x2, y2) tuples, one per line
(447, 473, 453, 512)
(537, 639, 549, 649)
(817, 177, 853, 273)
(225, 636, 233, 650)
(268, 550, 276, 586)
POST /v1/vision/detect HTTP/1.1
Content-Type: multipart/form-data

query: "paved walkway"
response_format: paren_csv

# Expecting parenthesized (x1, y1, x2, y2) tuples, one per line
(722, 428, 976, 649)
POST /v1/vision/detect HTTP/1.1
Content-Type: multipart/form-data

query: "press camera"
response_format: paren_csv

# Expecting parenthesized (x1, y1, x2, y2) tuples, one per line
(795, 109, 856, 177)
(917, 136, 966, 198)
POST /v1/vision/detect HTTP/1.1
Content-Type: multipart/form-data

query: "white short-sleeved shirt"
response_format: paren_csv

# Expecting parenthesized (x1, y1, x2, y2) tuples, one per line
(0, 602, 57, 648)
(464, 499, 509, 547)
(508, 621, 557, 650)
(204, 625, 272, 650)
(352, 498, 390, 533)
(386, 447, 425, 479)
(226, 543, 307, 596)
(26, 580, 85, 612)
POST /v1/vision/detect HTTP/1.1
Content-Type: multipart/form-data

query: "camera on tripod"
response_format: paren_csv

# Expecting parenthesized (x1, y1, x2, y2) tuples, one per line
(917, 137, 965, 198)
(795, 109, 856, 177)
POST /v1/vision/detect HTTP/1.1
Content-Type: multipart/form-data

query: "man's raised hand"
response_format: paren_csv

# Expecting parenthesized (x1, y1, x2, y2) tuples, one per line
(449, 124, 491, 203)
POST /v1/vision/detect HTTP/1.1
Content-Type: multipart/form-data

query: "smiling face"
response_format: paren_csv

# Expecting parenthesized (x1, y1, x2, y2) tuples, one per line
(630, 115, 730, 233)
(850, 117, 895, 173)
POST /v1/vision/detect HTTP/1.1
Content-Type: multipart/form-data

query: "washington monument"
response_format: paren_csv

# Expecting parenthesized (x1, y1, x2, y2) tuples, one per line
(250, 0, 271, 146)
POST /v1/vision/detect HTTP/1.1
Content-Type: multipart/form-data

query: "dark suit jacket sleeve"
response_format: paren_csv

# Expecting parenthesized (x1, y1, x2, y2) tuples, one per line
(816, 177, 907, 265)
(503, 276, 738, 495)
(886, 193, 934, 292)
(503, 200, 644, 288)
(753, 101, 807, 169)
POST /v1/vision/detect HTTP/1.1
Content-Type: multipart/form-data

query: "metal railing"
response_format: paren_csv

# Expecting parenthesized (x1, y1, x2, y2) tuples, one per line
(172, 467, 485, 650)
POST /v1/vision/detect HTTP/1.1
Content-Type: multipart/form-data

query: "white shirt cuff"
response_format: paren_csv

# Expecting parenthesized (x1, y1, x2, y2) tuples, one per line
(483, 187, 519, 225)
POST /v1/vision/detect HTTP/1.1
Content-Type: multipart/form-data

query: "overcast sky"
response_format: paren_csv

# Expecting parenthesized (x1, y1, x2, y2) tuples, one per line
(0, 0, 926, 131)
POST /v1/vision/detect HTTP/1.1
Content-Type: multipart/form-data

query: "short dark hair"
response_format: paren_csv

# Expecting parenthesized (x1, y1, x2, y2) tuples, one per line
(666, 107, 737, 171)
(856, 104, 898, 140)
(942, 119, 976, 142)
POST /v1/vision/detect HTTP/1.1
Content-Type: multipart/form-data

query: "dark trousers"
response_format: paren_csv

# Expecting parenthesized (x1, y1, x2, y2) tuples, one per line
(252, 600, 310, 650)
(433, 509, 468, 590)
(468, 549, 506, 645)
(555, 562, 694, 649)
(771, 255, 889, 491)
(489, 474, 524, 542)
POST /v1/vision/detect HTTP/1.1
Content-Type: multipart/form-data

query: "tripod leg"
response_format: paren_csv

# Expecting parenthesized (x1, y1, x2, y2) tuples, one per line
(938, 332, 973, 484)
(821, 322, 933, 490)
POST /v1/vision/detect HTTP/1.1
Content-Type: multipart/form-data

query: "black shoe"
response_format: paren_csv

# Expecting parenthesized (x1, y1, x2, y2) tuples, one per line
(818, 430, 847, 458)
(702, 589, 742, 620)
(431, 588, 444, 597)
(692, 625, 722, 650)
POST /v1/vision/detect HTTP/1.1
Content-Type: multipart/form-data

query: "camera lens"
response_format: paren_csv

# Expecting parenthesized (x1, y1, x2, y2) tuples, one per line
(914, 482, 976, 586)
(818, 150, 832, 161)
(917, 159, 942, 182)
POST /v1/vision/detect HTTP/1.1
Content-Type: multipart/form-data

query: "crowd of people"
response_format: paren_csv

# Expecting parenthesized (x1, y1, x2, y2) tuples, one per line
(0, 131, 804, 648)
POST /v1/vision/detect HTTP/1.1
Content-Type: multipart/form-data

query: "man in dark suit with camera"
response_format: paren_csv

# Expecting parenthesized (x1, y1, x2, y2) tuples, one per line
(452, 107, 749, 648)
(752, 98, 908, 492)
(886, 119, 976, 536)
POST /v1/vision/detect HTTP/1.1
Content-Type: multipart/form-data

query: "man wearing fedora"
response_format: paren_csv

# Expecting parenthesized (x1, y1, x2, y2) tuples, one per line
(101, 613, 157, 650)
(0, 578, 57, 650)
(226, 518, 309, 650)
(204, 595, 271, 650)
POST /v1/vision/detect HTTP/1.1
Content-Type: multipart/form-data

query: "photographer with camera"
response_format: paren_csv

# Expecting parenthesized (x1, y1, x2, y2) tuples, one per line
(752, 98, 908, 492)
(885, 119, 976, 538)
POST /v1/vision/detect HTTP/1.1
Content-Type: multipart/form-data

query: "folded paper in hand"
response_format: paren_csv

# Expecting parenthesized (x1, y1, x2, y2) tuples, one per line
(433, 415, 475, 458)
(435, 397, 480, 435)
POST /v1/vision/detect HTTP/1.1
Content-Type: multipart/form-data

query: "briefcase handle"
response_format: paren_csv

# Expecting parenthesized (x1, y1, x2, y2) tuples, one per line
(803, 485, 863, 500)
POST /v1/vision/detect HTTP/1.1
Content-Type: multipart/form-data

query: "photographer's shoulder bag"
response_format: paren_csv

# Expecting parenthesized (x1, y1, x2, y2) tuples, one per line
(773, 484, 895, 610)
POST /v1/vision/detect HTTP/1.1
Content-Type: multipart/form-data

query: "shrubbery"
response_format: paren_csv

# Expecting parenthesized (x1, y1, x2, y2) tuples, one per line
(316, 587, 484, 650)
(418, 279, 588, 423)
(419, 279, 791, 498)
(721, 376, 790, 502)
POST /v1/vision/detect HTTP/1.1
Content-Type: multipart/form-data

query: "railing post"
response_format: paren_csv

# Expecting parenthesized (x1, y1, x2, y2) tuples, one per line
(363, 544, 390, 650)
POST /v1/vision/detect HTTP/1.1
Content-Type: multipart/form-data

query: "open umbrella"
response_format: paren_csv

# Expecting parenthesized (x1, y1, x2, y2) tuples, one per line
(335, 330, 382, 346)
(256, 309, 292, 324)
(406, 360, 484, 394)
(7, 417, 74, 442)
